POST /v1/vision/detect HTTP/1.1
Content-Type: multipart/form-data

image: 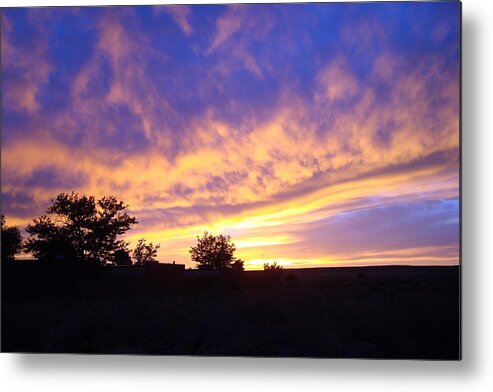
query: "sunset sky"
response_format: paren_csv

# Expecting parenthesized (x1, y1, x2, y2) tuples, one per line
(1, 3, 460, 269)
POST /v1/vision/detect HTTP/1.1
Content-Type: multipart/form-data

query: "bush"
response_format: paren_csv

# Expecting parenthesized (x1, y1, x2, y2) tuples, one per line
(263, 261, 283, 271)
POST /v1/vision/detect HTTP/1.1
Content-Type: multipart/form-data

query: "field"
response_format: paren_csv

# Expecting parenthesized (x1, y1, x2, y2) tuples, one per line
(1, 265, 460, 359)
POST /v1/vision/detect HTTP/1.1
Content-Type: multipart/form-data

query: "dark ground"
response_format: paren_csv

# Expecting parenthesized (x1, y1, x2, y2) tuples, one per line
(1, 265, 460, 359)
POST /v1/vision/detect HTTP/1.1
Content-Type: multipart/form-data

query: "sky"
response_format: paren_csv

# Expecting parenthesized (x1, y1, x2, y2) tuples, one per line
(1, 2, 460, 269)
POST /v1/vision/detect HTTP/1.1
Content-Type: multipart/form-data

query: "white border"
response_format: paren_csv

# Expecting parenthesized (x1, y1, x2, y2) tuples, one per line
(2, 0, 493, 391)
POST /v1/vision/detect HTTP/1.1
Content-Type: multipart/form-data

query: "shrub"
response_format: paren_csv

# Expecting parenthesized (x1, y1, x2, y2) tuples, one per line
(263, 261, 283, 271)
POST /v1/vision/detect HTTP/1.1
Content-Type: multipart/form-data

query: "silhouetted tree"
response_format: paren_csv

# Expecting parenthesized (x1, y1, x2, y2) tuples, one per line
(113, 249, 132, 266)
(231, 258, 245, 271)
(24, 215, 77, 261)
(132, 239, 160, 265)
(1, 215, 23, 261)
(189, 231, 243, 270)
(264, 261, 283, 270)
(25, 193, 137, 264)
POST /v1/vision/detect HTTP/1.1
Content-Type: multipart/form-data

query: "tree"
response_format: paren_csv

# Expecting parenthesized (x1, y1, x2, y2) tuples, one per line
(113, 249, 132, 266)
(189, 231, 243, 270)
(25, 192, 137, 264)
(132, 239, 160, 265)
(1, 215, 23, 261)
(24, 214, 78, 261)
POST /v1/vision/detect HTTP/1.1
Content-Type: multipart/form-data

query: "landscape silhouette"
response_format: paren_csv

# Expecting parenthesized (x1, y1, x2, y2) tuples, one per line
(1, 193, 460, 358)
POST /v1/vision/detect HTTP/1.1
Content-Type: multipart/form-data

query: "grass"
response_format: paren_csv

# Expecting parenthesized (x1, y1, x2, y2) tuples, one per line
(1, 266, 460, 358)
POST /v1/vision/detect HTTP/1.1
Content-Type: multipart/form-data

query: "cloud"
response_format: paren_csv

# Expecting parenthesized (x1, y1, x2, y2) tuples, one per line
(208, 6, 244, 52)
(1, 4, 460, 268)
(164, 5, 193, 36)
(1, 13, 52, 113)
(206, 5, 278, 78)
(317, 58, 359, 102)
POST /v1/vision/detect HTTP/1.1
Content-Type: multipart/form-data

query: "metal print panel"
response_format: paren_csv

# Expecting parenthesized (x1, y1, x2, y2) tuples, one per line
(1, 1, 461, 359)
